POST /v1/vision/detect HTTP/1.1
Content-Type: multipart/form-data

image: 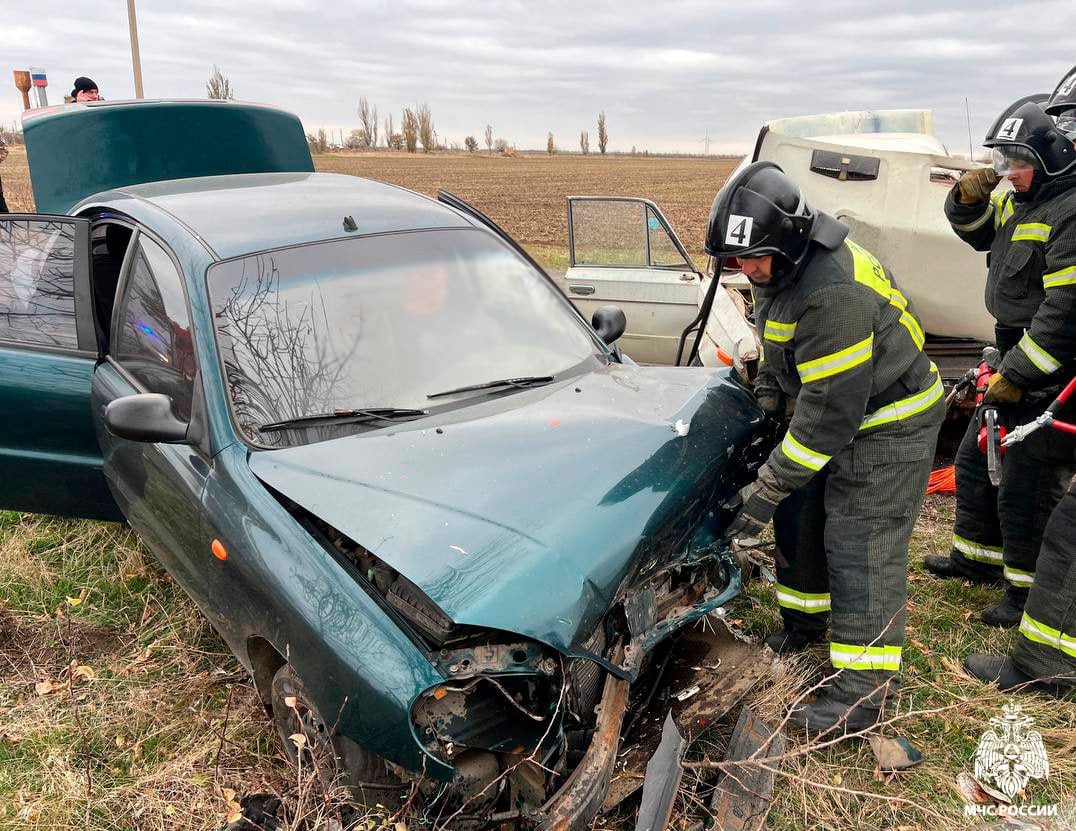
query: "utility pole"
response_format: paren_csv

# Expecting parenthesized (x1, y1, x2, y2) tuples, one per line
(127, 0, 145, 98)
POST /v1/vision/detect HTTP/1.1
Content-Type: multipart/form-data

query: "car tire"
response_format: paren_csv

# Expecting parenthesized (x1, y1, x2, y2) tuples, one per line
(269, 664, 407, 808)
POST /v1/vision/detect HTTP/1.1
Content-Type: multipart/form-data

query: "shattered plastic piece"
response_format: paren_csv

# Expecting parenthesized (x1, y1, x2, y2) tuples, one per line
(634, 712, 686, 831)
(673, 419, 690, 436)
(711, 707, 785, 831)
(868, 735, 924, 772)
(955, 771, 1011, 806)
(674, 685, 700, 702)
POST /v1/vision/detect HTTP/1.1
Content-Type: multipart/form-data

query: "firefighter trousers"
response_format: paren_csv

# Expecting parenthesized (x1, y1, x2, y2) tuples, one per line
(1012, 474, 1076, 685)
(950, 400, 1075, 588)
(772, 403, 943, 705)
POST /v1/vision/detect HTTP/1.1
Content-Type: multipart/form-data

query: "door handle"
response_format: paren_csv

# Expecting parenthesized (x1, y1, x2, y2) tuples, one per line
(569, 284, 596, 296)
(679, 273, 696, 281)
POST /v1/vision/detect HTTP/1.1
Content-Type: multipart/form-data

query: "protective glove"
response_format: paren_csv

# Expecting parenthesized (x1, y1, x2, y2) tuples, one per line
(957, 167, 1001, 205)
(727, 465, 789, 539)
(755, 389, 784, 418)
(984, 372, 1022, 404)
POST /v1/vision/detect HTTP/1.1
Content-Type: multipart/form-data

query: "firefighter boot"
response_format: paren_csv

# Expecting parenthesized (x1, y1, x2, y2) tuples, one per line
(764, 628, 824, 656)
(981, 586, 1029, 628)
(788, 692, 882, 734)
(963, 654, 1071, 699)
(923, 554, 1003, 586)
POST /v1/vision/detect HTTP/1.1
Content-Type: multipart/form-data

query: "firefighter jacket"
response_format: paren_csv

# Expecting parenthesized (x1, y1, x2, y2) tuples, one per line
(754, 232, 941, 493)
(945, 174, 1076, 390)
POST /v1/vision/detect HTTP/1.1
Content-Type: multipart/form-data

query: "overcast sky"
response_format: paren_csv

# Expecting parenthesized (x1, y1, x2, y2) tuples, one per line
(3, 1, 1073, 154)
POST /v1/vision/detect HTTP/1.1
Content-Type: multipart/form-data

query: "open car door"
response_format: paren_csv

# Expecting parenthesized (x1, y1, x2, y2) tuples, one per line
(562, 197, 699, 365)
(0, 214, 122, 520)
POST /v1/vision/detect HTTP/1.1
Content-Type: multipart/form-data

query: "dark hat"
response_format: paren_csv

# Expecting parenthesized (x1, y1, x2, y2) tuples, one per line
(71, 76, 98, 98)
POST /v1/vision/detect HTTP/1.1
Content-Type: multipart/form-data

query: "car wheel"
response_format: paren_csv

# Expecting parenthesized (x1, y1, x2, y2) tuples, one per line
(269, 664, 407, 808)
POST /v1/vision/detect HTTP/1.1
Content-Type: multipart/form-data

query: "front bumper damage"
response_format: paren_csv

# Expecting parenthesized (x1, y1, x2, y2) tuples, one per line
(537, 558, 745, 829)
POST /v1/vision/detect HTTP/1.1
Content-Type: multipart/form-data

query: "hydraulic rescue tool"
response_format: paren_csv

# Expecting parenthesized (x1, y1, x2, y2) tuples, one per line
(1002, 375, 1076, 447)
(972, 346, 1007, 486)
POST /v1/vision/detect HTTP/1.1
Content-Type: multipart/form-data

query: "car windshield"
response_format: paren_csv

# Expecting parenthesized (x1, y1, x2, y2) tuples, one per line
(206, 228, 602, 446)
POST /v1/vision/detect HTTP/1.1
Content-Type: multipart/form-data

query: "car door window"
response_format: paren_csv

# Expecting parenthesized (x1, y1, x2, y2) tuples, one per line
(646, 207, 689, 268)
(0, 218, 80, 349)
(112, 236, 196, 420)
(570, 200, 646, 266)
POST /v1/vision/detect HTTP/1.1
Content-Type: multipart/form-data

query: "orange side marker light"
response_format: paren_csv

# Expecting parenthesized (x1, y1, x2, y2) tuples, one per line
(716, 349, 734, 367)
(211, 539, 228, 561)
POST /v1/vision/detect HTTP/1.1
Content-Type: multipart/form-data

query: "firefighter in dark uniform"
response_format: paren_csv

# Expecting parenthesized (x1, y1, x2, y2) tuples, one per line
(709, 162, 945, 731)
(924, 102, 1076, 628)
(964, 469, 1076, 697)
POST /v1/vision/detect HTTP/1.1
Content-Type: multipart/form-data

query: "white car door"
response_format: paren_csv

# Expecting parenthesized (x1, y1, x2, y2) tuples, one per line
(560, 197, 699, 365)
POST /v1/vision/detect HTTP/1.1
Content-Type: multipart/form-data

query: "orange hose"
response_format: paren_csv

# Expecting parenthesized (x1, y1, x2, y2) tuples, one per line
(926, 465, 956, 494)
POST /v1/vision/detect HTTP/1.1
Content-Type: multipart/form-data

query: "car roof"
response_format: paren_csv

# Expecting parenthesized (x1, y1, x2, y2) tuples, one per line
(93, 172, 476, 260)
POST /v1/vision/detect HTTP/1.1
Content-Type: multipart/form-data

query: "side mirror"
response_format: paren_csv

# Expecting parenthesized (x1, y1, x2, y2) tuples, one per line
(104, 393, 190, 444)
(591, 305, 626, 345)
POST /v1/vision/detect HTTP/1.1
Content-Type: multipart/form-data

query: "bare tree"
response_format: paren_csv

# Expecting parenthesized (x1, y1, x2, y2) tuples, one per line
(401, 108, 418, 153)
(464, 135, 478, 153)
(484, 124, 493, 154)
(346, 129, 364, 150)
(546, 132, 555, 155)
(317, 127, 328, 152)
(493, 137, 509, 154)
(579, 130, 589, 155)
(388, 132, 404, 151)
(384, 113, 394, 149)
(215, 257, 359, 447)
(416, 103, 435, 152)
(206, 65, 235, 100)
(357, 98, 376, 148)
(597, 111, 608, 155)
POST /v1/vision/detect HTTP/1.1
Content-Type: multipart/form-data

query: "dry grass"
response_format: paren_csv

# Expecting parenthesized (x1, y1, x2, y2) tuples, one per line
(1, 146, 33, 214)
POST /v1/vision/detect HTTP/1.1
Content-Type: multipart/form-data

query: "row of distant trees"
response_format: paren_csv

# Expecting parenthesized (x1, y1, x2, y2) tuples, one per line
(205, 68, 615, 156)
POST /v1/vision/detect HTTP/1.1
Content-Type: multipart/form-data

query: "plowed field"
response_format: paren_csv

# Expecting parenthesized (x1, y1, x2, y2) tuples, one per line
(3, 148, 739, 267)
(315, 152, 740, 267)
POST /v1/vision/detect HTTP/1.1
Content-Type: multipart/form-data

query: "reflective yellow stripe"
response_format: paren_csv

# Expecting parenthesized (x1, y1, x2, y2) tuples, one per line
(830, 643, 902, 671)
(776, 585, 831, 613)
(993, 193, 1014, 228)
(846, 240, 890, 297)
(860, 366, 943, 430)
(1017, 332, 1062, 374)
(952, 533, 1003, 565)
(780, 431, 832, 472)
(952, 203, 993, 232)
(1011, 222, 1051, 243)
(796, 334, 874, 383)
(1019, 612, 1076, 659)
(763, 319, 797, 343)
(1004, 566, 1034, 587)
(847, 241, 926, 351)
(1043, 265, 1076, 289)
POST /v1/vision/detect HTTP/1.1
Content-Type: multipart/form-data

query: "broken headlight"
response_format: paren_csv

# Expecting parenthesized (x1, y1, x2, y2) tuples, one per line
(412, 641, 564, 764)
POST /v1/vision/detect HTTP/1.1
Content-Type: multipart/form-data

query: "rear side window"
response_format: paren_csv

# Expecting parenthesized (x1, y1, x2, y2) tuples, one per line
(112, 237, 196, 420)
(0, 218, 80, 349)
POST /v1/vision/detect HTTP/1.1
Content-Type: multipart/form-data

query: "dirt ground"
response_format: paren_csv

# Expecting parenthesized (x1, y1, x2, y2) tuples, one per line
(2, 147, 738, 267)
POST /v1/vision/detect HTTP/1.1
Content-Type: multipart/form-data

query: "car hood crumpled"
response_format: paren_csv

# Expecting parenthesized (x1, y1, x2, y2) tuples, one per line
(249, 364, 765, 653)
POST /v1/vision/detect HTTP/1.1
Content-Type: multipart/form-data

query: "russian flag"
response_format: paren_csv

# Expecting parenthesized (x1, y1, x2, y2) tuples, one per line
(29, 67, 47, 88)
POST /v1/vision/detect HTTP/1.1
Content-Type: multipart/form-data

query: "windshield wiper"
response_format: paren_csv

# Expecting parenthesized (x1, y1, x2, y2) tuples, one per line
(427, 375, 555, 399)
(258, 407, 428, 433)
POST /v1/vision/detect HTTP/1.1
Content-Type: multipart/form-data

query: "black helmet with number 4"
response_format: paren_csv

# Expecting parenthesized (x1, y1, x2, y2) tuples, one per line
(1046, 64, 1076, 137)
(705, 161, 846, 278)
(984, 101, 1076, 177)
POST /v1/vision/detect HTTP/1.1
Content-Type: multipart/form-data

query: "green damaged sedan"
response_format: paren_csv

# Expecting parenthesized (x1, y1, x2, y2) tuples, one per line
(0, 100, 771, 827)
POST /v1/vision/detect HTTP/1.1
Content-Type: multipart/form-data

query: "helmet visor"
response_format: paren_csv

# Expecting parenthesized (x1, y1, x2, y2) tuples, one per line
(1056, 112, 1076, 140)
(991, 146, 1040, 175)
